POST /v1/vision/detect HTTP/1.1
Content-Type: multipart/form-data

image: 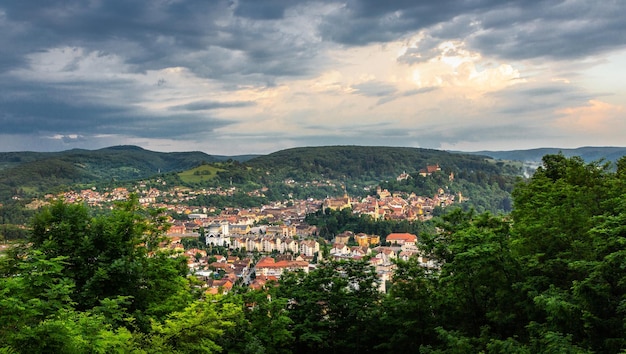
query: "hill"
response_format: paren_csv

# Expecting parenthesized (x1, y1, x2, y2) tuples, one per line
(3, 144, 624, 214)
(0, 146, 220, 201)
(245, 145, 520, 182)
(203, 145, 523, 213)
(466, 146, 626, 164)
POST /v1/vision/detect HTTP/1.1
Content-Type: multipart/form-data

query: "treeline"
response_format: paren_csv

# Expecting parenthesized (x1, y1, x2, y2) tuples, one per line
(305, 207, 435, 241)
(2, 154, 626, 353)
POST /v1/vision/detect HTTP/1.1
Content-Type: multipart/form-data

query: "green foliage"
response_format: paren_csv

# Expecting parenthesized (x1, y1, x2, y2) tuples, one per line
(8, 309, 138, 354)
(247, 146, 517, 181)
(26, 196, 191, 324)
(277, 259, 382, 353)
(305, 207, 434, 240)
(147, 297, 241, 353)
(510, 154, 626, 352)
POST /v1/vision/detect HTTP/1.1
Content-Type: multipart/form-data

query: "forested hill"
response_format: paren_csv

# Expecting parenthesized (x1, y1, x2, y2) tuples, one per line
(245, 145, 521, 181)
(3, 144, 623, 212)
(467, 146, 626, 164)
(0, 146, 222, 201)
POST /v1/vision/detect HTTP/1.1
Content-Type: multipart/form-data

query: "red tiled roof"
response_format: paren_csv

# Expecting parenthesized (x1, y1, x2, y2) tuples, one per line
(386, 233, 417, 242)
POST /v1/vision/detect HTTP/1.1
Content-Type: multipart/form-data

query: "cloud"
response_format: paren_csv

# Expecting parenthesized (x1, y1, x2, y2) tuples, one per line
(234, 0, 296, 20)
(555, 100, 626, 135)
(351, 80, 397, 97)
(169, 100, 256, 111)
(0, 0, 625, 154)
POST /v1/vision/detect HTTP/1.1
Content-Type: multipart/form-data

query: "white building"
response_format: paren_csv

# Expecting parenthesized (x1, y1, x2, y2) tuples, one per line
(206, 221, 230, 247)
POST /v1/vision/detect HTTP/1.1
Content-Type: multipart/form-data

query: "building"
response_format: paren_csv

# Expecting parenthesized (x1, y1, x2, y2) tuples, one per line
(206, 221, 230, 247)
(255, 257, 309, 278)
(385, 233, 417, 246)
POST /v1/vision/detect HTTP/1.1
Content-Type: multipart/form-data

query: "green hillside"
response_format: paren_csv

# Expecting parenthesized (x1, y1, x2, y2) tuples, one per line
(0, 146, 219, 201)
(178, 164, 226, 184)
(0, 145, 526, 213)
(4, 144, 622, 215)
(246, 145, 519, 181)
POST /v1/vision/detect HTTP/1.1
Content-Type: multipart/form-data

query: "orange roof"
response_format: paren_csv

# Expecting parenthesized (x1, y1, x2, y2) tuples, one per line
(386, 233, 417, 242)
(256, 257, 308, 269)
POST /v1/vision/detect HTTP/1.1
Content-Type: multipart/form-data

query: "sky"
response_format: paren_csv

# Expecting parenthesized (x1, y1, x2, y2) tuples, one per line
(1, 0, 625, 155)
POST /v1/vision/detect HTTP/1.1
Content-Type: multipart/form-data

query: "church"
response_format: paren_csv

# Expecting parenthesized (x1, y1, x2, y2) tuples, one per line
(205, 221, 230, 247)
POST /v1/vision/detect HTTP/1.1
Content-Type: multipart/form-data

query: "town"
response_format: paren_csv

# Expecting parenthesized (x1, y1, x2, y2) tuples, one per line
(34, 165, 459, 294)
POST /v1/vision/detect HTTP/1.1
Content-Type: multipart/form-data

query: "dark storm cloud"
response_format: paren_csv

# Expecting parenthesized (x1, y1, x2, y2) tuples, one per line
(318, 0, 626, 61)
(468, 1, 626, 60)
(318, 0, 507, 45)
(116, 113, 233, 139)
(0, 0, 322, 82)
(1, 0, 625, 153)
(0, 95, 231, 139)
(234, 0, 298, 20)
(2, 1, 623, 81)
(0, 79, 233, 139)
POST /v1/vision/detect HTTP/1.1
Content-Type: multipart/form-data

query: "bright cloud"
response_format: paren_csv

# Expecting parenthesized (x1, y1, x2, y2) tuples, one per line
(555, 100, 626, 135)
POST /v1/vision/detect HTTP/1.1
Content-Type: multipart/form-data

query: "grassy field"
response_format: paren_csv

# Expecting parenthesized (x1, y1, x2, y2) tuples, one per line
(178, 164, 225, 184)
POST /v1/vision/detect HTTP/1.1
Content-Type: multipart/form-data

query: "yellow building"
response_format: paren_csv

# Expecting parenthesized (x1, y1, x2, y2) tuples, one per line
(355, 233, 380, 247)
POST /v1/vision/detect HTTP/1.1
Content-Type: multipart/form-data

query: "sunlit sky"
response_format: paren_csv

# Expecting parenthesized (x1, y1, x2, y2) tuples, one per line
(1, 0, 625, 155)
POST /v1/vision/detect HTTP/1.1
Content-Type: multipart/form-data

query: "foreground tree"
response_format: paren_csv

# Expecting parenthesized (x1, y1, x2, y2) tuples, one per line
(0, 196, 200, 351)
(277, 259, 382, 353)
(511, 154, 626, 352)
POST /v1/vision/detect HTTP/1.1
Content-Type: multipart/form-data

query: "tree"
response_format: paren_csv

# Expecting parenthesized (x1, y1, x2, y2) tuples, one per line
(24, 196, 193, 329)
(376, 256, 439, 352)
(510, 154, 625, 352)
(277, 259, 382, 353)
(147, 296, 242, 353)
(411, 210, 526, 352)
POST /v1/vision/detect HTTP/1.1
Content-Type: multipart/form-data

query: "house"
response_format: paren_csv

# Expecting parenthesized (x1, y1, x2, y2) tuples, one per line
(355, 233, 379, 247)
(330, 242, 350, 256)
(374, 247, 397, 265)
(399, 250, 418, 261)
(322, 193, 352, 211)
(255, 257, 309, 278)
(229, 224, 251, 235)
(419, 164, 441, 177)
(185, 248, 207, 260)
(300, 239, 320, 257)
(167, 223, 186, 235)
(281, 238, 299, 253)
(397, 171, 411, 181)
(334, 231, 353, 245)
(205, 278, 234, 294)
(386, 233, 417, 246)
(350, 246, 370, 257)
(230, 235, 245, 250)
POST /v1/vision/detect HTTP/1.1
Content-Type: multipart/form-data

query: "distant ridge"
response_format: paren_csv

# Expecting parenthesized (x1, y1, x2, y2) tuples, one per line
(464, 146, 626, 164)
(1, 144, 624, 206)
